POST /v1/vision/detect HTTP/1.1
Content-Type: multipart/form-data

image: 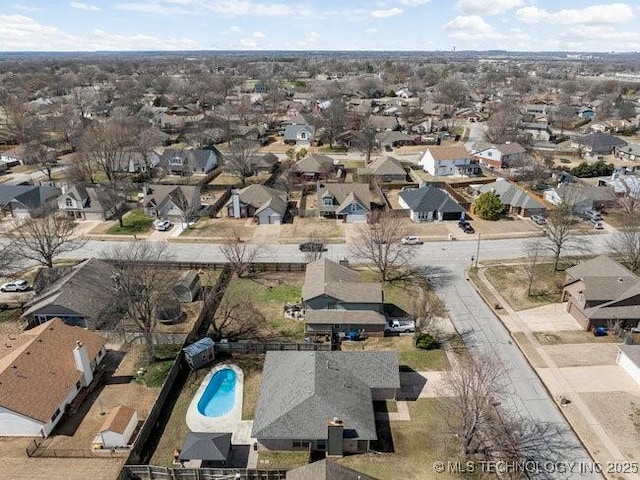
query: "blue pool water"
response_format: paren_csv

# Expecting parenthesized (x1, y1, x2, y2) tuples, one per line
(197, 368, 237, 417)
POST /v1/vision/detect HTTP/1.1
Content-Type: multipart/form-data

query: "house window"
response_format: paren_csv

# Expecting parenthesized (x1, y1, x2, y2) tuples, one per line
(293, 440, 311, 449)
(323, 197, 333, 207)
(350, 204, 357, 212)
(51, 408, 61, 422)
(65, 198, 73, 207)
(301, 132, 307, 140)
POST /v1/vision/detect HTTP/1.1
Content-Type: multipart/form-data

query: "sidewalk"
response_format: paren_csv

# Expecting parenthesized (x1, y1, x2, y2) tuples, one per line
(474, 267, 634, 478)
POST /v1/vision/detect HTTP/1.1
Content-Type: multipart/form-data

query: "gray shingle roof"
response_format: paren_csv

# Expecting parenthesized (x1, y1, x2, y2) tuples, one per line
(159, 148, 217, 171)
(286, 459, 379, 480)
(0, 185, 61, 210)
(303, 258, 382, 304)
(399, 185, 464, 215)
(367, 156, 406, 176)
(142, 184, 199, 210)
(573, 132, 627, 150)
(230, 184, 288, 216)
(294, 153, 334, 174)
(476, 179, 545, 210)
(179, 432, 231, 461)
(284, 124, 315, 142)
(252, 351, 399, 441)
(319, 183, 371, 213)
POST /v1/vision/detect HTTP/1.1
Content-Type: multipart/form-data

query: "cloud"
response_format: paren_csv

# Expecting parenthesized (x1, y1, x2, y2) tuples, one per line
(516, 3, 634, 25)
(557, 25, 640, 50)
(365, 27, 378, 33)
(397, 0, 430, 5)
(240, 37, 257, 48)
(456, 0, 524, 15)
(0, 14, 201, 51)
(371, 8, 403, 18)
(117, 0, 292, 17)
(11, 4, 43, 12)
(253, 31, 265, 38)
(228, 25, 241, 33)
(442, 15, 505, 39)
(70, 1, 100, 11)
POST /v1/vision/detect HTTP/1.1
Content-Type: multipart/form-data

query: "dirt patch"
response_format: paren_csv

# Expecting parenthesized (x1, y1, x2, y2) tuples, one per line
(182, 217, 256, 241)
(279, 217, 344, 243)
(541, 343, 621, 368)
(534, 330, 622, 346)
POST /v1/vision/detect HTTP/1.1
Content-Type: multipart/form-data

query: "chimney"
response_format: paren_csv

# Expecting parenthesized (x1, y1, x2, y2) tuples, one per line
(61, 183, 68, 195)
(327, 418, 344, 456)
(73, 341, 93, 387)
(231, 189, 241, 219)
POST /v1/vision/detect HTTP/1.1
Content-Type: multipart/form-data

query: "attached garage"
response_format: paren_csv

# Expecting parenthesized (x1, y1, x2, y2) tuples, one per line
(346, 214, 367, 223)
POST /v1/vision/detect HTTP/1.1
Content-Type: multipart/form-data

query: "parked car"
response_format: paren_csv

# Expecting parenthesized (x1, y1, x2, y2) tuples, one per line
(582, 209, 602, 221)
(530, 215, 547, 225)
(401, 236, 423, 245)
(0, 279, 30, 292)
(385, 320, 416, 334)
(458, 221, 475, 234)
(588, 219, 604, 229)
(155, 220, 172, 231)
(299, 242, 326, 252)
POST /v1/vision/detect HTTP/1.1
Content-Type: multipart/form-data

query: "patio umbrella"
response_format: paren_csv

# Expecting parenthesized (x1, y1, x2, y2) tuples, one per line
(179, 432, 231, 462)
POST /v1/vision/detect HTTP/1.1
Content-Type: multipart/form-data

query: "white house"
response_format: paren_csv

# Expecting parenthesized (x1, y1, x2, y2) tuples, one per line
(0, 318, 106, 437)
(283, 124, 315, 147)
(617, 345, 640, 385)
(419, 146, 478, 177)
(93, 405, 138, 449)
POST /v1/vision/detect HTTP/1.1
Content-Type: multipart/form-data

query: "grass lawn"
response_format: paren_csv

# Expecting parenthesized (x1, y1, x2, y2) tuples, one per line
(360, 270, 415, 315)
(135, 344, 182, 388)
(257, 451, 309, 469)
(338, 399, 460, 480)
(342, 335, 450, 371)
(0, 307, 22, 324)
(279, 218, 344, 243)
(106, 209, 154, 235)
(181, 218, 256, 241)
(224, 274, 305, 339)
(344, 160, 365, 169)
(483, 262, 567, 311)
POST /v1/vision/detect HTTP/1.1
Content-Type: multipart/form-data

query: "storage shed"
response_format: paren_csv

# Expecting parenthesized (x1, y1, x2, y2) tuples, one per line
(173, 271, 201, 303)
(183, 337, 215, 370)
(93, 405, 138, 449)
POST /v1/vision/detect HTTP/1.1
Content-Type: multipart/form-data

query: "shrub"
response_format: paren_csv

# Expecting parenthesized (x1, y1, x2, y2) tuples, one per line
(415, 333, 439, 350)
(570, 159, 614, 178)
(474, 191, 505, 220)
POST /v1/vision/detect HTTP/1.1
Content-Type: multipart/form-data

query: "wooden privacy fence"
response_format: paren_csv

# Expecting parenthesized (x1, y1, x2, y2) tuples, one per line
(121, 465, 287, 480)
(215, 341, 330, 354)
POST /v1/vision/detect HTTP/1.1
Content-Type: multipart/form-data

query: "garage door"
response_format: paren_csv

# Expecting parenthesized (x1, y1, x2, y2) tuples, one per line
(346, 214, 367, 223)
(269, 214, 281, 225)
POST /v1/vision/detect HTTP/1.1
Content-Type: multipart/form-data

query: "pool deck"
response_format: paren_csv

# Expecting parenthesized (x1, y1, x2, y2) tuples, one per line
(186, 364, 254, 445)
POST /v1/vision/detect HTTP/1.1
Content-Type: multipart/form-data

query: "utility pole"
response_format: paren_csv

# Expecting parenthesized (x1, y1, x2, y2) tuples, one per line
(474, 232, 481, 268)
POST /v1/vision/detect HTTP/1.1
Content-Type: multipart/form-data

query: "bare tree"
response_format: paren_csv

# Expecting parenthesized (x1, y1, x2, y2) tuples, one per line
(6, 210, 86, 268)
(70, 86, 96, 128)
(0, 243, 19, 277)
(209, 288, 264, 340)
(354, 126, 378, 165)
(608, 218, 640, 272)
(543, 202, 581, 272)
(412, 288, 447, 334)
(485, 100, 520, 144)
(524, 240, 544, 296)
(226, 139, 258, 186)
(434, 74, 469, 129)
(105, 242, 173, 360)
(101, 179, 135, 228)
(219, 230, 263, 278)
(317, 98, 348, 149)
(351, 212, 411, 282)
(2, 94, 38, 144)
(78, 118, 135, 183)
(26, 143, 58, 182)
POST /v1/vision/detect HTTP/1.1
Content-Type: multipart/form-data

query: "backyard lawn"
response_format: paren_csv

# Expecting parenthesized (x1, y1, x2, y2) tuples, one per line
(235, 355, 263, 420)
(222, 274, 305, 339)
(106, 209, 154, 235)
(338, 399, 460, 480)
(257, 451, 309, 469)
(135, 344, 182, 388)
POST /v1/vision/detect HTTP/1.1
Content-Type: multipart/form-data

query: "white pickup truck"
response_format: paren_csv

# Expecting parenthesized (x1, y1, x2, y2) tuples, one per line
(384, 319, 416, 334)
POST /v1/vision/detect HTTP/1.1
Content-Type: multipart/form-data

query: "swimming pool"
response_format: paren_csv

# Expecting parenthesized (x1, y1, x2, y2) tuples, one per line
(186, 364, 244, 434)
(197, 368, 237, 417)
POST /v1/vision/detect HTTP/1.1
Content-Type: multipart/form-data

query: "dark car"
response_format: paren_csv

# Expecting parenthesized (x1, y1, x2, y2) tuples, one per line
(458, 221, 475, 233)
(299, 242, 326, 252)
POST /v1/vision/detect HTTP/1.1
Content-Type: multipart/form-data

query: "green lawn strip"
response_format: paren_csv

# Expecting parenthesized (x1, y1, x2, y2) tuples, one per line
(257, 451, 309, 469)
(338, 399, 460, 480)
(106, 209, 154, 235)
(136, 344, 182, 388)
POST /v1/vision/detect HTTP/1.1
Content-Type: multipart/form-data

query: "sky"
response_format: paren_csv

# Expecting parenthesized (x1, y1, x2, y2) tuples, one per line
(1, 0, 639, 52)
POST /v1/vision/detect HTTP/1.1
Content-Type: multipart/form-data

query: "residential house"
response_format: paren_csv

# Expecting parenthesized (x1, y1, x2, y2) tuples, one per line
(226, 184, 287, 225)
(141, 184, 201, 222)
(317, 183, 371, 223)
(543, 184, 616, 214)
(93, 405, 138, 449)
(250, 153, 279, 174)
(518, 122, 553, 142)
(377, 131, 416, 150)
(292, 153, 335, 181)
(471, 142, 526, 169)
(283, 124, 315, 147)
(419, 146, 479, 177)
(158, 148, 218, 176)
(474, 178, 547, 217)
(598, 173, 640, 198)
(302, 258, 385, 336)
(368, 115, 399, 132)
(562, 256, 640, 330)
(571, 132, 627, 156)
(399, 185, 465, 222)
(286, 460, 379, 480)
(366, 156, 406, 182)
(525, 104, 548, 117)
(0, 318, 106, 437)
(0, 145, 30, 166)
(617, 346, 640, 385)
(614, 143, 640, 162)
(113, 151, 160, 174)
(22, 258, 121, 329)
(57, 183, 120, 221)
(251, 350, 400, 453)
(0, 184, 61, 219)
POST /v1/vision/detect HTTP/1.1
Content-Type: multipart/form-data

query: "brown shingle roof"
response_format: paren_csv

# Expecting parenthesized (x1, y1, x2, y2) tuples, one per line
(302, 258, 382, 304)
(0, 318, 105, 423)
(426, 145, 470, 161)
(100, 404, 136, 434)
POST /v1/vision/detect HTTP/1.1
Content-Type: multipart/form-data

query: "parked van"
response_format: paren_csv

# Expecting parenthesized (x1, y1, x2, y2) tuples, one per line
(583, 209, 602, 221)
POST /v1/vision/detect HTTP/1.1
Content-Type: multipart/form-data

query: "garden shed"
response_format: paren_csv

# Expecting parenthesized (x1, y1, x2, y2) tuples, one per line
(93, 405, 138, 449)
(183, 337, 215, 370)
(173, 271, 201, 303)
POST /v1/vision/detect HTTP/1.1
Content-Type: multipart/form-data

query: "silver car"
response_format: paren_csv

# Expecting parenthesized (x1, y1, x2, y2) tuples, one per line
(0, 279, 30, 292)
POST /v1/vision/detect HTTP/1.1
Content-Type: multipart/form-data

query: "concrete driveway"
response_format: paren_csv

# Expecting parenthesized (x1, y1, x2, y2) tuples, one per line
(509, 303, 583, 332)
(538, 365, 640, 394)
